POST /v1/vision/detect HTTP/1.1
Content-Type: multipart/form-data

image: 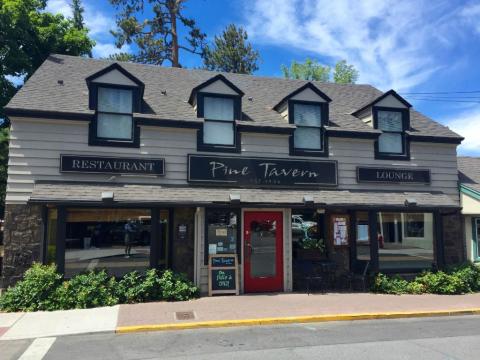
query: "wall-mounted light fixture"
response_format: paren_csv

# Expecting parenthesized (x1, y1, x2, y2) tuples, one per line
(229, 193, 241, 204)
(101, 191, 114, 202)
(405, 198, 417, 207)
(303, 195, 314, 206)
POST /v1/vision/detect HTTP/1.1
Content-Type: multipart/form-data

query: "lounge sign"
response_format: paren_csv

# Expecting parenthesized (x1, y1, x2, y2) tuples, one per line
(188, 155, 337, 187)
(60, 155, 165, 175)
(357, 167, 431, 184)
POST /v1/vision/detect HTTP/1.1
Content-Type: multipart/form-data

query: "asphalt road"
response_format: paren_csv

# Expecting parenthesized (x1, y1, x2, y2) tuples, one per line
(2, 315, 480, 359)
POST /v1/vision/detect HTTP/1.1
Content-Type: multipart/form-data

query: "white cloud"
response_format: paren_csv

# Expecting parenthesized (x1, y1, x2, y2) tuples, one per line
(92, 43, 131, 58)
(46, 0, 116, 41)
(244, 0, 473, 91)
(444, 109, 480, 156)
(46, 0, 72, 17)
(460, 2, 480, 35)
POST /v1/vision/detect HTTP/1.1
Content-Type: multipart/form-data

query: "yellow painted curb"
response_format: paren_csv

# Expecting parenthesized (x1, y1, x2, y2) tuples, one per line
(116, 308, 480, 334)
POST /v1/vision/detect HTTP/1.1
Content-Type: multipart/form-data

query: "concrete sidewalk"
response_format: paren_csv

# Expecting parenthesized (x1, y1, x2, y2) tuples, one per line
(1, 293, 480, 339)
(116, 293, 480, 331)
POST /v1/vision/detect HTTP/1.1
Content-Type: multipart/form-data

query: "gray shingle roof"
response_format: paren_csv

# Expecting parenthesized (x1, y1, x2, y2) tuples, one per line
(458, 156, 480, 193)
(6, 54, 461, 139)
(29, 182, 459, 208)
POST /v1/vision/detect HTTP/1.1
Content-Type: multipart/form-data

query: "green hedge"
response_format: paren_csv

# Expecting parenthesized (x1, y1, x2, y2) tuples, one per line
(0, 264, 199, 312)
(372, 263, 480, 295)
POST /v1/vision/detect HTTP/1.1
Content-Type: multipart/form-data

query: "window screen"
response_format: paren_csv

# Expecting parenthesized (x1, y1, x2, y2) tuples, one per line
(202, 96, 235, 146)
(377, 110, 405, 155)
(97, 87, 133, 140)
(293, 103, 323, 150)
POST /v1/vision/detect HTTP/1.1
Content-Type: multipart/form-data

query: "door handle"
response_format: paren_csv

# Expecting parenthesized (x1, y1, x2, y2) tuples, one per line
(245, 243, 252, 257)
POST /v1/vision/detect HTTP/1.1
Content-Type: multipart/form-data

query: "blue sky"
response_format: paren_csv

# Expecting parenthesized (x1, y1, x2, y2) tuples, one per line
(45, 0, 480, 155)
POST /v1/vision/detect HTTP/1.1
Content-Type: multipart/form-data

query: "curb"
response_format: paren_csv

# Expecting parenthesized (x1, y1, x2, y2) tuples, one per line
(116, 308, 480, 334)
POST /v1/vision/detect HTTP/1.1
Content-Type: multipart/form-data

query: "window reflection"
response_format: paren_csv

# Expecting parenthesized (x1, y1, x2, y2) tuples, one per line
(378, 212, 434, 270)
(64, 208, 151, 278)
(355, 211, 370, 261)
(250, 219, 276, 277)
(206, 209, 237, 256)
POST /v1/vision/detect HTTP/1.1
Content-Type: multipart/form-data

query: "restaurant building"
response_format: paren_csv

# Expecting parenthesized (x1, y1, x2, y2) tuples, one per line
(1, 54, 466, 293)
(458, 157, 480, 263)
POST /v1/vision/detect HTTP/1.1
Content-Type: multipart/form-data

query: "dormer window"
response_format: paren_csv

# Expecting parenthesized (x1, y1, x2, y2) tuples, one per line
(203, 96, 235, 145)
(352, 90, 412, 161)
(86, 63, 144, 148)
(190, 74, 244, 153)
(373, 107, 410, 160)
(292, 102, 324, 151)
(273, 83, 331, 158)
(97, 87, 133, 140)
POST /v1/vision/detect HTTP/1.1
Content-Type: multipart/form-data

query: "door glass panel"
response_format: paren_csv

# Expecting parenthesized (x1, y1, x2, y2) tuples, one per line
(250, 219, 277, 278)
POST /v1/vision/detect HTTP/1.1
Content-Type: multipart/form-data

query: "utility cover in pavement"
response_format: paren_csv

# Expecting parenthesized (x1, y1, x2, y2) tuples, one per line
(175, 311, 195, 321)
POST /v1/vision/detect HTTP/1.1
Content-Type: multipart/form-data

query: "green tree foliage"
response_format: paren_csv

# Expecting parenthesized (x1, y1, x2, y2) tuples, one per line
(281, 58, 330, 82)
(107, 52, 134, 62)
(282, 58, 359, 84)
(202, 24, 260, 74)
(109, 0, 206, 67)
(71, 0, 85, 30)
(0, 0, 95, 214)
(333, 59, 359, 84)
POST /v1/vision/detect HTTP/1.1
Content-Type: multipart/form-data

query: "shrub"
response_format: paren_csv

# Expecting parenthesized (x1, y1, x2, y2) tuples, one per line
(372, 274, 410, 295)
(415, 271, 469, 295)
(0, 263, 62, 312)
(372, 263, 480, 295)
(55, 270, 119, 309)
(447, 263, 480, 292)
(158, 270, 200, 301)
(117, 269, 163, 303)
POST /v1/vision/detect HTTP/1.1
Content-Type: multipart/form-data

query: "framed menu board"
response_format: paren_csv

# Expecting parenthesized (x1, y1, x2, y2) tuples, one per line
(208, 254, 239, 296)
(332, 215, 349, 246)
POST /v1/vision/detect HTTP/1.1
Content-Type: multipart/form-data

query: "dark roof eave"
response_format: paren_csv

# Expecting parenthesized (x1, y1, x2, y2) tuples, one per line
(135, 116, 202, 129)
(236, 123, 295, 135)
(407, 133, 464, 144)
(326, 128, 380, 139)
(4, 107, 94, 121)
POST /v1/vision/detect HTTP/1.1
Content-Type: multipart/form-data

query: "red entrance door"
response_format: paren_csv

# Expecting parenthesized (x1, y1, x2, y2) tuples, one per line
(244, 211, 283, 293)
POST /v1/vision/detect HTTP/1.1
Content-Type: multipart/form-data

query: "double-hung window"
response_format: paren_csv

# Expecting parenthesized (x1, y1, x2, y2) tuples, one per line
(374, 107, 409, 159)
(198, 94, 239, 151)
(290, 101, 326, 156)
(96, 87, 133, 141)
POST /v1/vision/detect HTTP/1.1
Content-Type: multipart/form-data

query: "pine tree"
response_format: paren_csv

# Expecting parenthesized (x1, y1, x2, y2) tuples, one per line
(109, 0, 206, 67)
(71, 0, 85, 30)
(202, 24, 260, 74)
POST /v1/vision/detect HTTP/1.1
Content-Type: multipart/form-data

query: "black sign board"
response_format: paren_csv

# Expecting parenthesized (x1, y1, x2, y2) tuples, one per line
(211, 269, 236, 291)
(357, 167, 431, 184)
(211, 256, 236, 268)
(188, 155, 337, 187)
(209, 255, 238, 295)
(60, 155, 165, 175)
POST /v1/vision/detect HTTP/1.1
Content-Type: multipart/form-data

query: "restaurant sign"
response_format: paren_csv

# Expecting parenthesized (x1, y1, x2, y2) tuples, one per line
(188, 155, 337, 187)
(357, 167, 431, 184)
(60, 155, 165, 175)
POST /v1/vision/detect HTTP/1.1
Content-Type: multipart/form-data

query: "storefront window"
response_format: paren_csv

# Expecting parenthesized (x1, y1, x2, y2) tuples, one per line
(355, 211, 370, 261)
(206, 209, 238, 257)
(378, 212, 434, 270)
(292, 210, 325, 257)
(46, 208, 57, 264)
(64, 208, 151, 278)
